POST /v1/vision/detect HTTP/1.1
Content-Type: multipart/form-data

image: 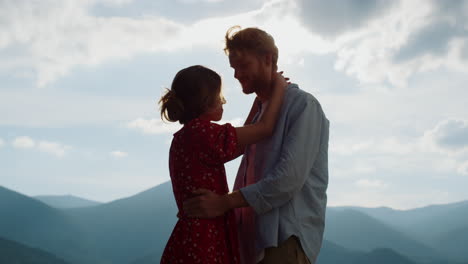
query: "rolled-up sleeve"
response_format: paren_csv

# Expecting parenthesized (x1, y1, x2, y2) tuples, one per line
(240, 98, 324, 215)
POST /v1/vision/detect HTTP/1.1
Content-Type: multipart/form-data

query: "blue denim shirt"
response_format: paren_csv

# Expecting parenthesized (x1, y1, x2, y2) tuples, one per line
(237, 83, 329, 263)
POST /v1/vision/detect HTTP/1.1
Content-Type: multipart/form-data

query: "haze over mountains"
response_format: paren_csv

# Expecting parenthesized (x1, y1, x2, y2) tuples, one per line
(1, 183, 467, 264)
(34, 195, 103, 209)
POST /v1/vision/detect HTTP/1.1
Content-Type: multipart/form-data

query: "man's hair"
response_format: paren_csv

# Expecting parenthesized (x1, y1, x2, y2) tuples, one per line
(159, 65, 222, 124)
(224, 26, 278, 67)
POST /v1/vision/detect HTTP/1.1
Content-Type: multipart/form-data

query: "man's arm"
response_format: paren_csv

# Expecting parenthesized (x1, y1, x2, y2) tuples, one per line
(183, 189, 248, 218)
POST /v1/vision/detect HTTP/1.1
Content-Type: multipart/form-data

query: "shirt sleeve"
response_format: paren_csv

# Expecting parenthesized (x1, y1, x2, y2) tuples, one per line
(199, 122, 238, 165)
(240, 98, 325, 215)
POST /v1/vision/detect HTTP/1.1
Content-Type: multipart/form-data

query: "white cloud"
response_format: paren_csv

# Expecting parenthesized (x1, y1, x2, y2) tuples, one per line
(1, 0, 466, 89)
(458, 160, 468, 176)
(0, 138, 4, 147)
(12, 136, 36, 149)
(38, 141, 71, 158)
(0, 0, 183, 87)
(421, 118, 468, 154)
(356, 178, 387, 189)
(290, 0, 468, 87)
(97, 0, 135, 6)
(215, 117, 244, 127)
(127, 116, 245, 135)
(12, 136, 70, 157)
(0, 90, 152, 127)
(0, 0, 334, 87)
(177, 0, 225, 3)
(330, 140, 374, 155)
(127, 118, 182, 134)
(110, 150, 128, 158)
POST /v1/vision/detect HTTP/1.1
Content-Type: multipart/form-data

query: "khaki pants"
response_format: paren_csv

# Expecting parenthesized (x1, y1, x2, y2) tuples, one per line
(258, 236, 311, 264)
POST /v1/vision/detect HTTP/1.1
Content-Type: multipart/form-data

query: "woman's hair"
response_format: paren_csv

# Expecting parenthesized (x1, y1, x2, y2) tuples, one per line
(159, 65, 222, 124)
(224, 26, 278, 67)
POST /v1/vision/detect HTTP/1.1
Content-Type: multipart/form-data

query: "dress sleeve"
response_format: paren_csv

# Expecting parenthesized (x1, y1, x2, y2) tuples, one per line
(199, 122, 238, 165)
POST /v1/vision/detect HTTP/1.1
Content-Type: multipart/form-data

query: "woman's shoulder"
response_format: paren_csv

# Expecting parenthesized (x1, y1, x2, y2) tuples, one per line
(179, 118, 234, 141)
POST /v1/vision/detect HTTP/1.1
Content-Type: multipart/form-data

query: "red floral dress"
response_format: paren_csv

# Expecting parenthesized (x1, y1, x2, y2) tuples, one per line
(161, 118, 240, 264)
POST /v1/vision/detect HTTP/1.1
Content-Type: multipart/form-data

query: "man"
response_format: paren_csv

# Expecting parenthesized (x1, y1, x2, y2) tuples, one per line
(184, 26, 329, 264)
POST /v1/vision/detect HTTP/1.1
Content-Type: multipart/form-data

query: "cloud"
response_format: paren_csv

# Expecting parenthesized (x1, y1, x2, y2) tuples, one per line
(2, 0, 467, 89)
(0, 0, 183, 87)
(422, 118, 468, 154)
(127, 118, 182, 134)
(127, 116, 245, 135)
(393, 21, 463, 63)
(356, 178, 387, 189)
(110, 150, 128, 158)
(12, 136, 70, 157)
(290, 0, 468, 87)
(98, 0, 135, 5)
(215, 117, 244, 127)
(12, 136, 35, 149)
(330, 140, 374, 155)
(177, 0, 225, 3)
(37, 141, 71, 157)
(0, 90, 152, 127)
(458, 160, 468, 175)
(295, 0, 397, 37)
(0, 138, 4, 147)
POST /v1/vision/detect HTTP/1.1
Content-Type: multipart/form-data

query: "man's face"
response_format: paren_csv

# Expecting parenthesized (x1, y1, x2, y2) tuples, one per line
(229, 51, 271, 95)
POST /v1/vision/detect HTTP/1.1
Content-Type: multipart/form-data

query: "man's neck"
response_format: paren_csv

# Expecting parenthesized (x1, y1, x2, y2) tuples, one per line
(255, 81, 273, 103)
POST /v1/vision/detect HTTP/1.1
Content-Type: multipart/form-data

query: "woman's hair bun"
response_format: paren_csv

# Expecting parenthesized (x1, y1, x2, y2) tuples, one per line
(159, 88, 184, 122)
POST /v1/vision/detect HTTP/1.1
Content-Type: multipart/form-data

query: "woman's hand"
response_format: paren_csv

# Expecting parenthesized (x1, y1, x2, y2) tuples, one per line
(271, 71, 288, 98)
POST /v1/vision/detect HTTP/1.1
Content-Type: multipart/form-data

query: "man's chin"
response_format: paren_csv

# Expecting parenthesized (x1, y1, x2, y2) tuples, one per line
(242, 87, 255, 95)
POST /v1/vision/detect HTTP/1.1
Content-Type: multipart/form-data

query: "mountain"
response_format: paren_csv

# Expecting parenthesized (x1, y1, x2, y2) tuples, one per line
(34, 195, 102, 209)
(0, 236, 70, 264)
(335, 201, 468, 262)
(0, 186, 99, 264)
(3, 182, 467, 264)
(433, 225, 468, 262)
(0, 182, 178, 264)
(316, 240, 360, 264)
(341, 200, 468, 241)
(64, 181, 178, 264)
(324, 208, 441, 261)
(351, 248, 418, 264)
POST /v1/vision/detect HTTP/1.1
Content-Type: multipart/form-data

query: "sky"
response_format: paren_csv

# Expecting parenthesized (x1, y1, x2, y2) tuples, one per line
(1, 0, 468, 210)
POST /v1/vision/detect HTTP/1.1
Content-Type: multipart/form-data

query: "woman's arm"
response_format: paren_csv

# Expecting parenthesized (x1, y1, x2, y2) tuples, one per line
(231, 97, 262, 158)
(244, 97, 261, 126)
(234, 72, 287, 147)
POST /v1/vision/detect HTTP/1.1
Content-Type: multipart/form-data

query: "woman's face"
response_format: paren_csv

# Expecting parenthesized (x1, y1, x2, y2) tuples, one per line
(200, 92, 226, 122)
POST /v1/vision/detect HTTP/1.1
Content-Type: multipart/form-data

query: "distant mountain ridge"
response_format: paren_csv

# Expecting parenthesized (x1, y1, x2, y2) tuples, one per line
(1, 183, 467, 264)
(0, 186, 96, 264)
(35, 194, 102, 209)
(0, 237, 70, 264)
(335, 202, 468, 262)
(324, 208, 442, 261)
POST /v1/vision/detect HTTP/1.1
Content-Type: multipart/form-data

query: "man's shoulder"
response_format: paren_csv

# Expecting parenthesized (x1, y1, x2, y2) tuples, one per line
(285, 83, 320, 108)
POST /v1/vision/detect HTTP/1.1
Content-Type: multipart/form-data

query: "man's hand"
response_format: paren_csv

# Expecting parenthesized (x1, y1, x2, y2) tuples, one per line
(183, 189, 230, 218)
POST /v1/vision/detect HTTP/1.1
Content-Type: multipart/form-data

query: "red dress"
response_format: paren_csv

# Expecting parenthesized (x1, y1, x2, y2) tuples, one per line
(161, 118, 240, 264)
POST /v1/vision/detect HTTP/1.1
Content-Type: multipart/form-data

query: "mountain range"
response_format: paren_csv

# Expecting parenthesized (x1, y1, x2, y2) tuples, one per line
(34, 195, 102, 209)
(1, 183, 467, 264)
(0, 237, 70, 264)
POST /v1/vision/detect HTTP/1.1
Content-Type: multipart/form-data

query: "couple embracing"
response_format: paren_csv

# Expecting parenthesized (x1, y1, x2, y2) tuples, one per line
(159, 26, 329, 264)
